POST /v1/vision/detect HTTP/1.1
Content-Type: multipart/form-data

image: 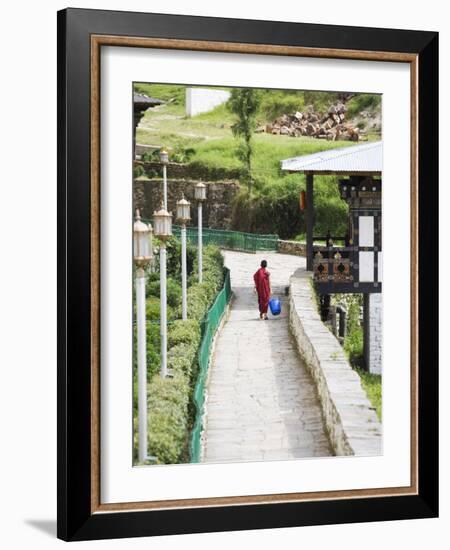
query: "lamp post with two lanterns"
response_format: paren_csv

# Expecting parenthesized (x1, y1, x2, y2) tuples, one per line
(176, 196, 191, 321)
(133, 209, 155, 463)
(194, 182, 207, 283)
(153, 204, 173, 378)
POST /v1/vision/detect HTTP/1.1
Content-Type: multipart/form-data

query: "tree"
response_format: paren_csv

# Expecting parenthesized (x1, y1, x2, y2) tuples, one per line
(227, 88, 261, 194)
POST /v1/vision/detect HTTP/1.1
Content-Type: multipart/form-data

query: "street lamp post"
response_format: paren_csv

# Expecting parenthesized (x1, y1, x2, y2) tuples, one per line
(176, 195, 191, 321)
(194, 182, 207, 283)
(153, 204, 173, 378)
(159, 148, 169, 210)
(133, 209, 155, 463)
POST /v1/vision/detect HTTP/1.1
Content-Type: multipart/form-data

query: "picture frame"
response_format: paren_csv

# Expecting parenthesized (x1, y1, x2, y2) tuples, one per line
(57, 7, 438, 541)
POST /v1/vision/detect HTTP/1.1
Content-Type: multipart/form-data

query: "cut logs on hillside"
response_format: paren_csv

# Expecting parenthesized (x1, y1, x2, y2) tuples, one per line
(263, 103, 365, 142)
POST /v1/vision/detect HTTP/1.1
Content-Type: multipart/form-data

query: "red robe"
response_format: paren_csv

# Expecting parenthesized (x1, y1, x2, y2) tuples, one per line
(253, 267, 270, 314)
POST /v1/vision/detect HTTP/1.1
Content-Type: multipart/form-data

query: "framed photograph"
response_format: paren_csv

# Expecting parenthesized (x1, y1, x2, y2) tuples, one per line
(57, 8, 438, 541)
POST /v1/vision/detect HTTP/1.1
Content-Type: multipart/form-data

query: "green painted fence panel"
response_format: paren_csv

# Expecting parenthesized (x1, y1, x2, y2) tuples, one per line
(190, 268, 232, 463)
(142, 218, 278, 252)
(172, 225, 278, 253)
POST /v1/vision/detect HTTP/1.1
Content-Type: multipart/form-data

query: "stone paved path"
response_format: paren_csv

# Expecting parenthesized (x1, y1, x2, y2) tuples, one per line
(202, 251, 332, 463)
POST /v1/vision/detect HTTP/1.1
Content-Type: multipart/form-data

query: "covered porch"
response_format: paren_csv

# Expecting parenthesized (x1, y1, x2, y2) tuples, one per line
(281, 141, 383, 374)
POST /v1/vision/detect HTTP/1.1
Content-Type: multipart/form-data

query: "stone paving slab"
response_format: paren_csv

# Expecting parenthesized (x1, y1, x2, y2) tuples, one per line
(202, 251, 332, 464)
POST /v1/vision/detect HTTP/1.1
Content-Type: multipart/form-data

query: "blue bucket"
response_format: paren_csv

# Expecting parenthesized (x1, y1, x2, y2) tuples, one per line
(269, 297, 281, 316)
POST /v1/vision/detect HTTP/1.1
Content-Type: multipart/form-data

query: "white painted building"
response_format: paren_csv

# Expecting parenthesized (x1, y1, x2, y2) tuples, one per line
(185, 87, 230, 117)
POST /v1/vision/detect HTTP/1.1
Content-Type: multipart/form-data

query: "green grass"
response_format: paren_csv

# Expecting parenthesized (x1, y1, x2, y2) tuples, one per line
(136, 104, 231, 146)
(137, 95, 360, 146)
(187, 133, 354, 185)
(192, 101, 234, 124)
(134, 83, 186, 105)
(355, 367, 382, 421)
(135, 93, 379, 187)
(137, 105, 357, 187)
(135, 86, 378, 238)
(135, 84, 381, 147)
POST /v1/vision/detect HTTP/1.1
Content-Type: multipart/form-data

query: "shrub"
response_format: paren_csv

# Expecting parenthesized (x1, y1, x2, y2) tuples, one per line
(132, 323, 161, 422)
(170, 149, 195, 163)
(134, 244, 226, 465)
(346, 93, 381, 119)
(141, 150, 161, 162)
(344, 327, 364, 366)
(146, 324, 202, 464)
(185, 242, 196, 277)
(355, 367, 382, 420)
(147, 277, 182, 309)
(147, 374, 191, 464)
(145, 297, 160, 320)
(342, 298, 364, 367)
(186, 283, 214, 320)
(258, 90, 305, 122)
(231, 178, 303, 238)
(168, 343, 198, 377)
(146, 324, 161, 379)
(145, 296, 176, 323)
(133, 164, 146, 178)
(313, 176, 349, 237)
(230, 173, 348, 240)
(168, 319, 201, 348)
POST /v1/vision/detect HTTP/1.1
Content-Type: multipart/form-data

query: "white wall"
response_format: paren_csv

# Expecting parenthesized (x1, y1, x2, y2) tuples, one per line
(186, 87, 230, 116)
(0, 1, 447, 550)
(369, 293, 383, 375)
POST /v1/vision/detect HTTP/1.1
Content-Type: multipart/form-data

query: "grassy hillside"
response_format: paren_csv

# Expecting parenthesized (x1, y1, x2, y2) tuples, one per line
(135, 86, 370, 187)
(134, 84, 380, 238)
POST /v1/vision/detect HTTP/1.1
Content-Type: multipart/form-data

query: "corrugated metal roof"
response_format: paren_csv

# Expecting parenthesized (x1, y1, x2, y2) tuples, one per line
(281, 141, 382, 174)
(133, 92, 164, 106)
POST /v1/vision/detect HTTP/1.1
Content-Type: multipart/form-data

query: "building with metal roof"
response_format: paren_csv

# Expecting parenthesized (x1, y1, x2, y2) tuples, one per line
(133, 93, 165, 157)
(133, 92, 164, 108)
(280, 140, 383, 289)
(281, 141, 382, 175)
(281, 140, 383, 374)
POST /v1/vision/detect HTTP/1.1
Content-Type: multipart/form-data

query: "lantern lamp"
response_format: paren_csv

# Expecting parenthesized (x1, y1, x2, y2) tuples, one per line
(194, 182, 207, 202)
(176, 195, 191, 224)
(153, 205, 172, 242)
(133, 208, 156, 463)
(133, 209, 153, 267)
(159, 148, 169, 165)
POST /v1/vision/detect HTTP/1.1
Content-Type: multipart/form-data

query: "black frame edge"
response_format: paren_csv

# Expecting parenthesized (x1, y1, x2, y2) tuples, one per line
(417, 32, 439, 518)
(57, 7, 68, 542)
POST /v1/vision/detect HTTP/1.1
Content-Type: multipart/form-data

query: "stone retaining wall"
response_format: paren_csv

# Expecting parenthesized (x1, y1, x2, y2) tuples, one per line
(134, 179, 240, 229)
(136, 161, 242, 182)
(277, 240, 306, 256)
(289, 269, 382, 456)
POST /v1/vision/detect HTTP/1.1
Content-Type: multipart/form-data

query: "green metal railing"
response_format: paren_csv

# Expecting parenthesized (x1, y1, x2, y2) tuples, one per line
(141, 217, 278, 253)
(172, 225, 278, 253)
(190, 268, 232, 463)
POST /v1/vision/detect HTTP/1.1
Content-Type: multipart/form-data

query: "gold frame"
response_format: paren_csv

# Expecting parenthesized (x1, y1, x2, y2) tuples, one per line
(90, 35, 418, 514)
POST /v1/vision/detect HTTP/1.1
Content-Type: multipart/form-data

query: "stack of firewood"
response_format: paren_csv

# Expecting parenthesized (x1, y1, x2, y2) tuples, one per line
(263, 103, 364, 141)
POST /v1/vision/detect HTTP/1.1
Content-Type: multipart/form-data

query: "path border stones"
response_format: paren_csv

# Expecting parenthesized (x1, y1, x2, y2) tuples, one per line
(289, 268, 382, 456)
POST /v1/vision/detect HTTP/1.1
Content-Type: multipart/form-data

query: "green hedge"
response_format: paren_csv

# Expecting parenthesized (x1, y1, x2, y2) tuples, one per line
(133, 245, 225, 465)
(147, 278, 182, 309)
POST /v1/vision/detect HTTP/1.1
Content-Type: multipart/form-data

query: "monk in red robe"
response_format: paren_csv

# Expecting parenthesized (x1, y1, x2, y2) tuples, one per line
(253, 260, 271, 320)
